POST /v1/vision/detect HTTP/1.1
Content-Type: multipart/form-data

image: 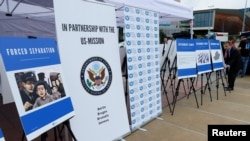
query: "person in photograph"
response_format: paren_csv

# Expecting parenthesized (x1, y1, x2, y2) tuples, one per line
(51, 86, 61, 100)
(224, 41, 242, 91)
(55, 73, 66, 97)
(20, 71, 37, 111)
(33, 81, 54, 109)
(37, 72, 52, 95)
(50, 72, 66, 98)
(15, 72, 24, 91)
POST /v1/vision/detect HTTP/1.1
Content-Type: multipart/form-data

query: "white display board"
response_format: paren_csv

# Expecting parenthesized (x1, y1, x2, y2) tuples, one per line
(209, 40, 224, 71)
(160, 40, 176, 74)
(124, 5, 162, 130)
(54, 0, 130, 140)
(0, 37, 75, 140)
(176, 39, 197, 79)
(194, 39, 212, 74)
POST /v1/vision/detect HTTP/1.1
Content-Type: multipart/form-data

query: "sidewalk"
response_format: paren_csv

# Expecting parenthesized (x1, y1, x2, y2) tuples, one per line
(124, 75, 250, 141)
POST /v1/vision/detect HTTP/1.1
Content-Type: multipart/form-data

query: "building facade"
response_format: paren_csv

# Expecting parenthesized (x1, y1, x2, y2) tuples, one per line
(192, 8, 250, 36)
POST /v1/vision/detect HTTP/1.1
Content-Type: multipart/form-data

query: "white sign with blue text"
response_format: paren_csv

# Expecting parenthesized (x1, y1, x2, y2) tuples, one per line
(0, 37, 75, 140)
(194, 39, 212, 74)
(54, 0, 130, 140)
(176, 39, 197, 79)
(209, 40, 224, 71)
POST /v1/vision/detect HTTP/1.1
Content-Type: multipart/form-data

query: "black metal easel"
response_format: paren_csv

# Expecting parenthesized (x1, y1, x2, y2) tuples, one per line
(200, 72, 213, 105)
(58, 120, 77, 141)
(167, 54, 195, 115)
(160, 40, 176, 113)
(215, 69, 228, 100)
(121, 55, 128, 104)
(160, 54, 172, 113)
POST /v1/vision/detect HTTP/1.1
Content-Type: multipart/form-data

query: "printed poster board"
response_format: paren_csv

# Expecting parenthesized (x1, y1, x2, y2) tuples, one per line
(209, 39, 224, 71)
(54, 0, 130, 140)
(194, 39, 212, 74)
(176, 39, 197, 79)
(0, 37, 75, 140)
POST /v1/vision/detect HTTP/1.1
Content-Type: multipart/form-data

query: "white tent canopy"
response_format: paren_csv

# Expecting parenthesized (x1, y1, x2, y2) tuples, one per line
(0, 0, 55, 38)
(0, 0, 193, 38)
(104, 0, 193, 26)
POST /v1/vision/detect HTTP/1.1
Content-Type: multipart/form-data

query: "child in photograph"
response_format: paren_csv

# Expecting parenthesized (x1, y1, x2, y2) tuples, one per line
(33, 81, 54, 109)
(51, 86, 61, 100)
(37, 72, 52, 95)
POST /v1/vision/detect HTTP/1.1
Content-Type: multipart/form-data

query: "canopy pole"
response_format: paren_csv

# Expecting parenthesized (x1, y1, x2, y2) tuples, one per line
(6, 0, 23, 16)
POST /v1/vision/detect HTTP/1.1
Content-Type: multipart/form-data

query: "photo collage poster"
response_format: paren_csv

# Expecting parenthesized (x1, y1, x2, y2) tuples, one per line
(209, 39, 224, 71)
(194, 39, 212, 74)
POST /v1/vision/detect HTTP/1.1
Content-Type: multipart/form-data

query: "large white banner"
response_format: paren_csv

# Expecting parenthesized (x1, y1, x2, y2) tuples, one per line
(124, 5, 162, 130)
(0, 37, 75, 140)
(54, 0, 130, 140)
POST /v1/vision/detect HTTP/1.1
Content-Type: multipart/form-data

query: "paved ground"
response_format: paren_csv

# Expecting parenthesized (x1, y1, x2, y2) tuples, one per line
(124, 74, 250, 141)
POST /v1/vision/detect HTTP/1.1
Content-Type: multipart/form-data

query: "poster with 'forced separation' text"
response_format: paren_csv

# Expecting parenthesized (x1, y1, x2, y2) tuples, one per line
(0, 37, 75, 140)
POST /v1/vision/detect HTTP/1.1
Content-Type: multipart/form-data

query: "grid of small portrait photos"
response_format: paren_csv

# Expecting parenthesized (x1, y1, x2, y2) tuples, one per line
(124, 5, 162, 129)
